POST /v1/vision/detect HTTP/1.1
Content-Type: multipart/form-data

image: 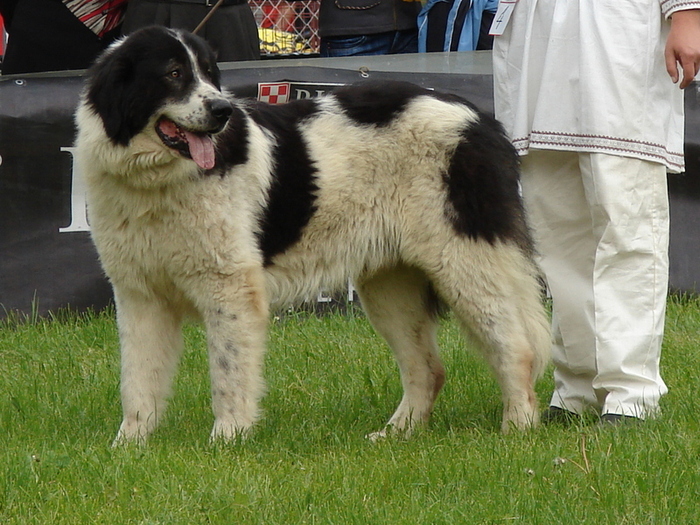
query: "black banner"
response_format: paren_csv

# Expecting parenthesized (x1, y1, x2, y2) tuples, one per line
(1, 54, 699, 317)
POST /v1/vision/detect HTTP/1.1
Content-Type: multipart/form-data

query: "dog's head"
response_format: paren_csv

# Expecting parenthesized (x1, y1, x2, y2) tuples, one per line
(83, 26, 233, 170)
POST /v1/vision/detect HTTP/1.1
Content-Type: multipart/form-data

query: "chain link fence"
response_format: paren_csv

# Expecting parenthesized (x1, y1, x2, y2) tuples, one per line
(251, 0, 321, 57)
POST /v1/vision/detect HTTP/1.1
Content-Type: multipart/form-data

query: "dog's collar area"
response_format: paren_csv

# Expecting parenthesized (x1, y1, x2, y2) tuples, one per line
(156, 117, 216, 170)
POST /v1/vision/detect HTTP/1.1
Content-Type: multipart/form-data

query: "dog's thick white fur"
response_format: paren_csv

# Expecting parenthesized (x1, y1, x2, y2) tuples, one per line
(75, 27, 550, 444)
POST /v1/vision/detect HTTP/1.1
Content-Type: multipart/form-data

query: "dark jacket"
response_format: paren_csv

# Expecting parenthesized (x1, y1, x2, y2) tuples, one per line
(2, 0, 120, 75)
(122, 0, 260, 62)
(319, 0, 420, 38)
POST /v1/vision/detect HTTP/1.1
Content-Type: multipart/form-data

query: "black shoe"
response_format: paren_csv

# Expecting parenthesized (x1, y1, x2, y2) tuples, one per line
(541, 406, 581, 425)
(599, 413, 641, 426)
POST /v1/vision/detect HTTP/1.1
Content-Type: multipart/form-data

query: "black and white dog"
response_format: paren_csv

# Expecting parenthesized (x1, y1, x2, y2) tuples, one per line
(75, 26, 550, 444)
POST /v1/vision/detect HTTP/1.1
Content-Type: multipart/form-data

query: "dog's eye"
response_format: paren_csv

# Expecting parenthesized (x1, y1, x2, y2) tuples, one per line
(168, 69, 182, 79)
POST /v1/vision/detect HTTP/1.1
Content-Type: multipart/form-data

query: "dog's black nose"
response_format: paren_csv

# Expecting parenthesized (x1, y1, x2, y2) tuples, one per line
(209, 98, 234, 125)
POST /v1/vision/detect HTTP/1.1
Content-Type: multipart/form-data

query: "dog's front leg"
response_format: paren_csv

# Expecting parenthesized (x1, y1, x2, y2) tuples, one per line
(202, 268, 269, 442)
(112, 289, 184, 446)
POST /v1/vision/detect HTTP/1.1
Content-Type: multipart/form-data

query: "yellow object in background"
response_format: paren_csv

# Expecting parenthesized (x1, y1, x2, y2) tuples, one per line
(258, 28, 313, 55)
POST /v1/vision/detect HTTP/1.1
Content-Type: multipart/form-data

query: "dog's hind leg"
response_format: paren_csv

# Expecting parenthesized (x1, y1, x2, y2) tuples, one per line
(427, 240, 550, 433)
(112, 289, 184, 445)
(356, 264, 445, 440)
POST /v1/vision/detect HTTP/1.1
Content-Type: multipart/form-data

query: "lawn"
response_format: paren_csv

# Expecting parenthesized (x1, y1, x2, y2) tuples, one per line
(2, 297, 700, 524)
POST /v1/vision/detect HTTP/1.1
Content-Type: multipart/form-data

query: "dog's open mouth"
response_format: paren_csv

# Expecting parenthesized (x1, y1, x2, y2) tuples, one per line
(156, 117, 216, 170)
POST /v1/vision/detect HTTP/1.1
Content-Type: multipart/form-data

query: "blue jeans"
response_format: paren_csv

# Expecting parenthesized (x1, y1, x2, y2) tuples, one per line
(320, 29, 419, 57)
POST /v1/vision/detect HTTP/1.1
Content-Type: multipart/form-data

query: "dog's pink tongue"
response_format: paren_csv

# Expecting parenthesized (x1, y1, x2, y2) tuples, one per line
(185, 130, 216, 170)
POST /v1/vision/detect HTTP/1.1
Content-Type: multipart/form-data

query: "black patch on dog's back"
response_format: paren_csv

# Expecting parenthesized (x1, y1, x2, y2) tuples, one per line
(250, 99, 322, 265)
(333, 81, 429, 127)
(334, 82, 532, 252)
(444, 114, 533, 253)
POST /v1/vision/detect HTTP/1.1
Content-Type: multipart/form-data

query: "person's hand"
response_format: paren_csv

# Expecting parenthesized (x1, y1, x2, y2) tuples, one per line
(666, 9, 700, 89)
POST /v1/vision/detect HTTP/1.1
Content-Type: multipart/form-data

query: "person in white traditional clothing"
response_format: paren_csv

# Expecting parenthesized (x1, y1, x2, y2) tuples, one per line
(492, 0, 700, 425)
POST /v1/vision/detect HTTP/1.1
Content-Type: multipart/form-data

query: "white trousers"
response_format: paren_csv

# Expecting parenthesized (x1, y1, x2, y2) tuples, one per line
(520, 150, 669, 418)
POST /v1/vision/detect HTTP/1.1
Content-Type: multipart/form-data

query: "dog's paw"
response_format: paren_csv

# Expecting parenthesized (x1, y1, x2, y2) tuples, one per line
(501, 405, 540, 433)
(209, 420, 252, 443)
(111, 419, 152, 447)
(365, 424, 412, 443)
(111, 434, 145, 447)
(365, 429, 389, 443)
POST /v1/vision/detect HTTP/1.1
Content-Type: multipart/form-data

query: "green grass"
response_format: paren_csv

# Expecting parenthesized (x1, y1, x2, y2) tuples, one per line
(2, 298, 700, 524)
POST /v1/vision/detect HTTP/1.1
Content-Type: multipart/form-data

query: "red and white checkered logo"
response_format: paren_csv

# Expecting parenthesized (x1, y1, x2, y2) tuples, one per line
(258, 82, 291, 104)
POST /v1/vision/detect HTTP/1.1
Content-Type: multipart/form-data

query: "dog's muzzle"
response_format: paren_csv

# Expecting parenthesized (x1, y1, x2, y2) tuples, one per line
(155, 97, 233, 170)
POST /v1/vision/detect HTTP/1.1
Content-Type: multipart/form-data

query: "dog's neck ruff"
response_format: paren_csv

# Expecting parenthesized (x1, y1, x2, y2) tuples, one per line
(77, 105, 203, 190)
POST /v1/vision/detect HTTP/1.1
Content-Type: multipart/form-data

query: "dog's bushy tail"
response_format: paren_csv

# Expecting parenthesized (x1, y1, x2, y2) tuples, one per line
(517, 259, 551, 383)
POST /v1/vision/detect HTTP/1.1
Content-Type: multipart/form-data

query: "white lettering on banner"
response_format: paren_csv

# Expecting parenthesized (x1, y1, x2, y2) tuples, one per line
(257, 82, 345, 105)
(348, 280, 356, 302)
(317, 280, 356, 303)
(59, 146, 90, 233)
(294, 89, 328, 99)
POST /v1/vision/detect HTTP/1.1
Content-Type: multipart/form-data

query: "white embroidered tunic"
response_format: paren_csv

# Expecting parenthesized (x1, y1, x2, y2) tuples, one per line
(493, 0, 700, 173)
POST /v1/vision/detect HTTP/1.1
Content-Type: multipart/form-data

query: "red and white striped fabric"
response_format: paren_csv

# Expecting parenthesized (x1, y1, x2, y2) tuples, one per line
(63, 0, 128, 37)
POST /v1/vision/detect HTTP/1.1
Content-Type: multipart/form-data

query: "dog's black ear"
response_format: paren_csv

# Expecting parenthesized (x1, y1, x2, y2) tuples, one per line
(86, 47, 151, 146)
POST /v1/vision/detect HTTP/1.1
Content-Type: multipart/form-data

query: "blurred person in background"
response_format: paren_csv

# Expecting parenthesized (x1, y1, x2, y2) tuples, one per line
(318, 0, 420, 57)
(122, 0, 260, 61)
(418, 0, 498, 52)
(1, 0, 126, 74)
